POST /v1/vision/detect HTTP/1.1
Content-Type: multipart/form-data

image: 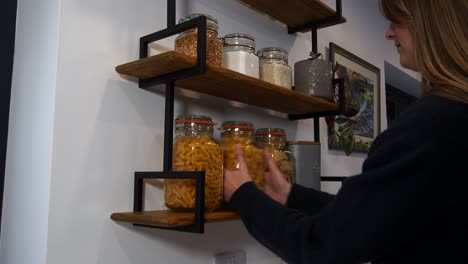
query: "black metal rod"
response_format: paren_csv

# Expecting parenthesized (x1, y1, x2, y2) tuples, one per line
(196, 17, 207, 74)
(167, 0, 176, 27)
(321, 176, 347, 182)
(336, 0, 342, 17)
(311, 27, 319, 142)
(133, 174, 144, 212)
(312, 28, 318, 53)
(193, 171, 205, 233)
(163, 80, 175, 172)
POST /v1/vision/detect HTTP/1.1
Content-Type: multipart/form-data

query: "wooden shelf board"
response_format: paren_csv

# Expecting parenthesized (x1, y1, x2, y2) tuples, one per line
(237, 0, 346, 31)
(116, 51, 338, 115)
(111, 210, 239, 228)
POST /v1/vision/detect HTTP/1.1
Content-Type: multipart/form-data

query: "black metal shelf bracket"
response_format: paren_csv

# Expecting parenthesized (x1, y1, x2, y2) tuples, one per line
(138, 15, 208, 88)
(133, 171, 206, 233)
(287, 0, 344, 34)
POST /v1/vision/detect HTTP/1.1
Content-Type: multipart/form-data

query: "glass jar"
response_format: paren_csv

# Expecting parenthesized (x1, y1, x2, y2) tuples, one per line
(175, 13, 223, 66)
(222, 33, 259, 78)
(257, 47, 292, 89)
(255, 128, 294, 183)
(165, 115, 223, 211)
(220, 121, 266, 189)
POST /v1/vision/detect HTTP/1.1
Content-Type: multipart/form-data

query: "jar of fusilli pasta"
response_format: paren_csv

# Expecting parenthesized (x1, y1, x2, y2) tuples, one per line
(165, 115, 223, 211)
(220, 121, 266, 189)
(255, 128, 294, 183)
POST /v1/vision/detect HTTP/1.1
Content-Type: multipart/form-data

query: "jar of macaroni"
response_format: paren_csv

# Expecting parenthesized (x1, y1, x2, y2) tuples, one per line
(220, 121, 266, 189)
(222, 33, 259, 78)
(257, 47, 292, 89)
(165, 115, 223, 211)
(255, 128, 295, 183)
(175, 13, 223, 66)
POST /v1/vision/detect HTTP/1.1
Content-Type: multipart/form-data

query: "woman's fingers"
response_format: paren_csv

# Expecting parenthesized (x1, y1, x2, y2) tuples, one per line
(263, 148, 282, 176)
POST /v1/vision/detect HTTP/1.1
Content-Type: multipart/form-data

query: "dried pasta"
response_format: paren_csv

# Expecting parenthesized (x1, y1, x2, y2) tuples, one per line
(165, 135, 223, 210)
(222, 135, 266, 189)
(270, 148, 294, 183)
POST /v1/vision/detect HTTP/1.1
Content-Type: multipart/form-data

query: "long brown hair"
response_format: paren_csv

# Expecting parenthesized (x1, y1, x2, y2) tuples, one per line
(380, 0, 468, 104)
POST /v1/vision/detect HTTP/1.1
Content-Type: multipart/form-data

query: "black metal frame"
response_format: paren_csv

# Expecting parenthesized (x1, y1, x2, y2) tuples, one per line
(128, 0, 346, 233)
(133, 171, 205, 233)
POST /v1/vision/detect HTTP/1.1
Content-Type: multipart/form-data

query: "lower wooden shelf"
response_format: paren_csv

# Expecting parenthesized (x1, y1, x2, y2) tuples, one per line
(110, 210, 239, 228)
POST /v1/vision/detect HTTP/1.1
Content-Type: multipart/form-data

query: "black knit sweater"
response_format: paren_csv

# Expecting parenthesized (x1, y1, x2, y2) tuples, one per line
(230, 95, 468, 264)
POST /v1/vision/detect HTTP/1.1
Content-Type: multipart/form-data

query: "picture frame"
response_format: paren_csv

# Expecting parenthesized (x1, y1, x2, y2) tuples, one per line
(327, 43, 381, 155)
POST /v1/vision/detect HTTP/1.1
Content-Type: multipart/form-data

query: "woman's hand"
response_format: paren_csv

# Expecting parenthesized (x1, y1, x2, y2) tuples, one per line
(223, 145, 253, 202)
(263, 148, 292, 206)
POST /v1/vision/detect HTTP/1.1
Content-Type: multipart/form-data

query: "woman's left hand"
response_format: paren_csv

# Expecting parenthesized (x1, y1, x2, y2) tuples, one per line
(223, 145, 253, 202)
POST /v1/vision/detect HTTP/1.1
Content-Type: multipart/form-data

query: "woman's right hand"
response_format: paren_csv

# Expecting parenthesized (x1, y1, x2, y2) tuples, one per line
(263, 148, 292, 206)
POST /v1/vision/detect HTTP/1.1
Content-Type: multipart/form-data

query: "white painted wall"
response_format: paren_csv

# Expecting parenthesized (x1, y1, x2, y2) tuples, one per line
(0, 0, 60, 263)
(1, 0, 419, 264)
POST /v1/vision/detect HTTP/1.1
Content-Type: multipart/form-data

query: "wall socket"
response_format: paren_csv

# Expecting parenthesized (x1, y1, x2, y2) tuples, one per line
(213, 250, 246, 264)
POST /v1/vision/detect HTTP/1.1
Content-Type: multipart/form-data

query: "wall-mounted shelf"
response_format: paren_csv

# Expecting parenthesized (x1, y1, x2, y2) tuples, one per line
(116, 51, 339, 116)
(111, 210, 239, 228)
(111, 0, 347, 234)
(237, 0, 346, 33)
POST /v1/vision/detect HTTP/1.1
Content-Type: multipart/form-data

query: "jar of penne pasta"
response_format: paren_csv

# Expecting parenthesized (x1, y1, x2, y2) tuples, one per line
(255, 128, 295, 183)
(165, 115, 223, 211)
(220, 121, 266, 189)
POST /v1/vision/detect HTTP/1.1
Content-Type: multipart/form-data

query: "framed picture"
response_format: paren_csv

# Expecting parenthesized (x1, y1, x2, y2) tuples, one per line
(327, 43, 381, 155)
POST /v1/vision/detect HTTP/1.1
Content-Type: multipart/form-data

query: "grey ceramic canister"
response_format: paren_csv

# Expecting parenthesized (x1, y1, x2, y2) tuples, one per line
(294, 52, 333, 100)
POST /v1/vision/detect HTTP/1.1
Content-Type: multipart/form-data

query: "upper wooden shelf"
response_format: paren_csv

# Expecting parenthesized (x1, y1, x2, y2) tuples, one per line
(116, 51, 339, 116)
(237, 0, 346, 32)
(111, 210, 239, 228)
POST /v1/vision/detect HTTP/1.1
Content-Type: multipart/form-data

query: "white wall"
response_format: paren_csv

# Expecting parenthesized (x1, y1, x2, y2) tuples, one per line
(1, 0, 419, 264)
(0, 0, 60, 263)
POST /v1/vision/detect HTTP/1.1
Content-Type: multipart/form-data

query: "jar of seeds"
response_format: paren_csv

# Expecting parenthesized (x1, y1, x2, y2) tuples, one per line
(257, 47, 292, 89)
(175, 13, 223, 66)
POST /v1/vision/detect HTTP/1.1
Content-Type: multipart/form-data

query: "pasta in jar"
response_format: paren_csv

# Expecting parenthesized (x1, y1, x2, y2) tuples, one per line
(165, 115, 223, 211)
(220, 121, 266, 189)
(255, 128, 294, 183)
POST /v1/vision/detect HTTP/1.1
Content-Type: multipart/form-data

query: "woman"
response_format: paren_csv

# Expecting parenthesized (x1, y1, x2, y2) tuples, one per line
(223, 1, 468, 263)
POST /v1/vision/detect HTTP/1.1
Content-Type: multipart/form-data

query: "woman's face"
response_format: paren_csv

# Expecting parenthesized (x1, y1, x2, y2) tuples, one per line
(385, 22, 417, 71)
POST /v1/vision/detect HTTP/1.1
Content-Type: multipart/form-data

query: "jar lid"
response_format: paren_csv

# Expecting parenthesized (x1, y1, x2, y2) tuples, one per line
(223, 33, 256, 50)
(255, 128, 286, 136)
(175, 115, 216, 125)
(257, 47, 288, 61)
(220, 121, 255, 131)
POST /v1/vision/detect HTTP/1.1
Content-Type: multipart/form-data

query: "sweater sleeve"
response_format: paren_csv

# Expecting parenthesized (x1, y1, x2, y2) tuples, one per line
(229, 97, 468, 263)
(286, 184, 335, 215)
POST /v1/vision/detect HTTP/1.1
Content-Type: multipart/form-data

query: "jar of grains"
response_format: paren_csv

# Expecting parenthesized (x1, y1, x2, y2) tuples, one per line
(220, 121, 266, 189)
(257, 47, 292, 89)
(165, 115, 223, 211)
(175, 14, 223, 66)
(255, 128, 295, 183)
(222, 33, 259, 78)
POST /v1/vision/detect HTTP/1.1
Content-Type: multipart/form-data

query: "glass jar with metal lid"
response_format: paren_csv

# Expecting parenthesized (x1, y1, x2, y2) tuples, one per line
(257, 47, 292, 89)
(220, 121, 266, 189)
(174, 13, 223, 66)
(165, 115, 223, 211)
(255, 128, 294, 183)
(222, 33, 259, 78)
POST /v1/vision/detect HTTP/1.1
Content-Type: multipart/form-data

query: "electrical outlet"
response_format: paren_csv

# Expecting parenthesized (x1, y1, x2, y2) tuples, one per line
(213, 250, 246, 264)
